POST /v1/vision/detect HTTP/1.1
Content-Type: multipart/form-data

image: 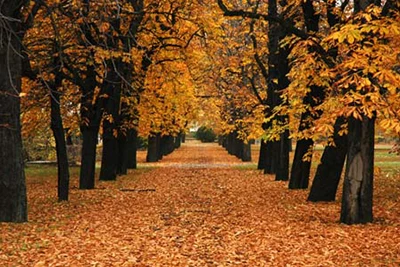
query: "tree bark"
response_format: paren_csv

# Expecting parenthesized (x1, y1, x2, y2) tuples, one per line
(242, 142, 252, 162)
(257, 140, 267, 170)
(79, 126, 99, 189)
(78, 65, 103, 189)
(146, 134, 158, 162)
(126, 128, 138, 169)
(50, 89, 70, 201)
(289, 1, 322, 189)
(289, 139, 313, 189)
(99, 68, 121, 181)
(340, 115, 375, 224)
(0, 1, 28, 222)
(275, 130, 290, 181)
(264, 141, 276, 174)
(174, 133, 182, 149)
(308, 118, 347, 202)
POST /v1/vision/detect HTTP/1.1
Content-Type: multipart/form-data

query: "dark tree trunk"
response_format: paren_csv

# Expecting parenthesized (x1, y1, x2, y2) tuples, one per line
(182, 133, 186, 143)
(156, 133, 163, 160)
(275, 130, 290, 181)
(242, 142, 252, 162)
(117, 132, 128, 175)
(174, 134, 182, 149)
(78, 65, 103, 189)
(289, 139, 313, 189)
(218, 136, 223, 146)
(257, 140, 267, 170)
(146, 135, 158, 162)
(126, 128, 138, 169)
(50, 89, 70, 201)
(233, 135, 243, 159)
(226, 132, 233, 155)
(161, 135, 174, 155)
(264, 0, 290, 179)
(264, 141, 276, 174)
(99, 126, 119, 181)
(79, 127, 99, 189)
(99, 88, 121, 181)
(222, 135, 227, 148)
(289, 0, 322, 189)
(308, 118, 348, 202)
(340, 115, 375, 224)
(0, 1, 28, 222)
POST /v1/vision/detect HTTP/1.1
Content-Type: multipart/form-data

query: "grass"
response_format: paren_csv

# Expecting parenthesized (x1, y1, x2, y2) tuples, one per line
(247, 144, 400, 173)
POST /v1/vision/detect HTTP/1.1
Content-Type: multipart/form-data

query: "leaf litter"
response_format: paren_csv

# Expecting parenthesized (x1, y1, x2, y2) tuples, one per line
(0, 141, 399, 266)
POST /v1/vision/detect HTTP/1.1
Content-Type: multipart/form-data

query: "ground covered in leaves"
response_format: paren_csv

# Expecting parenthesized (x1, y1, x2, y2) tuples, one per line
(1, 141, 400, 266)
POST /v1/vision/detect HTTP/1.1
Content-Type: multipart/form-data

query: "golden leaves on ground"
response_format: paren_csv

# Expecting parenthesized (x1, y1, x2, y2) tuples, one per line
(1, 141, 399, 266)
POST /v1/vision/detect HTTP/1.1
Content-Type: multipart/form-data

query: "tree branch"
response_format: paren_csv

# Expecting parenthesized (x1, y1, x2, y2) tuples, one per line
(217, 0, 309, 40)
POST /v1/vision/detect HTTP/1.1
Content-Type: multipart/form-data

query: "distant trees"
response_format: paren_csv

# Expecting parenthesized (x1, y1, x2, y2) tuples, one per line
(196, 126, 217, 143)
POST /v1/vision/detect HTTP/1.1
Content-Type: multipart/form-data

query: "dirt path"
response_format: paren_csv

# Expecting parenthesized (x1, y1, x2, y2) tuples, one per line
(1, 141, 399, 266)
(137, 140, 254, 168)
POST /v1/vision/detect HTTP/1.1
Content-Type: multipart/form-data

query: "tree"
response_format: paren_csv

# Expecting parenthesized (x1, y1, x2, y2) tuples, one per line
(288, 0, 322, 189)
(21, 1, 71, 201)
(0, 0, 28, 222)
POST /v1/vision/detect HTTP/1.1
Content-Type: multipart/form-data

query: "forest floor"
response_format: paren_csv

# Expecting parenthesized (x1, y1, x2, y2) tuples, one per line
(1, 140, 400, 266)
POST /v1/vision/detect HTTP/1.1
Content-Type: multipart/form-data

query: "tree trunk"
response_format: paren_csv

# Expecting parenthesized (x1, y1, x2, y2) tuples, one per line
(50, 90, 70, 201)
(289, 139, 313, 189)
(0, 1, 28, 222)
(308, 118, 347, 202)
(156, 133, 163, 160)
(126, 128, 138, 169)
(242, 142, 252, 162)
(275, 130, 290, 181)
(257, 140, 267, 170)
(79, 127, 99, 189)
(174, 133, 182, 149)
(99, 124, 119, 181)
(340, 115, 375, 224)
(99, 132, 119, 180)
(264, 141, 276, 174)
(99, 61, 121, 181)
(146, 135, 158, 162)
(117, 132, 128, 175)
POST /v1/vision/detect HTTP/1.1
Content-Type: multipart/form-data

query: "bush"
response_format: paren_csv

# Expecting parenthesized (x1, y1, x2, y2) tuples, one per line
(195, 126, 217, 143)
(137, 136, 148, 150)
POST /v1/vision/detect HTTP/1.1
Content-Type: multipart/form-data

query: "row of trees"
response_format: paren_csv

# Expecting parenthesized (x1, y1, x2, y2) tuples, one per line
(0, 0, 214, 222)
(214, 0, 400, 224)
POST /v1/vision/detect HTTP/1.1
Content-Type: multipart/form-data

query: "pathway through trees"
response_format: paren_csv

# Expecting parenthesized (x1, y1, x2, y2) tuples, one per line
(1, 140, 399, 266)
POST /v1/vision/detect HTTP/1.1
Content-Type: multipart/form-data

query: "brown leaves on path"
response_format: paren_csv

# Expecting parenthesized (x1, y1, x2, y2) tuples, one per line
(1, 140, 399, 266)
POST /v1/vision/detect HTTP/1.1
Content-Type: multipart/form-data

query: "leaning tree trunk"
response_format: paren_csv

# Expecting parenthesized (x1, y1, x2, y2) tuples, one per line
(50, 88, 70, 201)
(0, 1, 28, 222)
(308, 118, 347, 202)
(289, 138, 313, 189)
(340, 115, 375, 224)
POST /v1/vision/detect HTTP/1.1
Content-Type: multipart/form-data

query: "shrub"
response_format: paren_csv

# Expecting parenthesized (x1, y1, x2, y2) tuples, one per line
(195, 126, 216, 142)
